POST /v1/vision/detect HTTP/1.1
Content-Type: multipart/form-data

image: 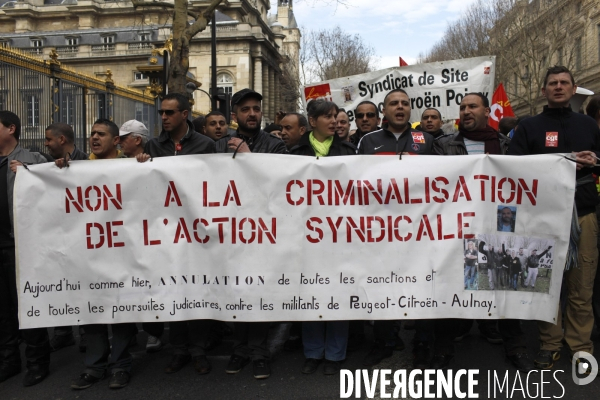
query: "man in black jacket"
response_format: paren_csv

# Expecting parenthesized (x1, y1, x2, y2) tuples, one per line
(136, 93, 215, 377)
(509, 66, 600, 371)
(433, 93, 534, 372)
(357, 89, 434, 155)
(356, 89, 433, 368)
(0, 111, 50, 387)
(142, 93, 215, 158)
(433, 93, 510, 155)
(350, 101, 381, 146)
(215, 89, 286, 155)
(45, 123, 88, 161)
(44, 122, 88, 353)
(221, 89, 285, 380)
(420, 108, 445, 139)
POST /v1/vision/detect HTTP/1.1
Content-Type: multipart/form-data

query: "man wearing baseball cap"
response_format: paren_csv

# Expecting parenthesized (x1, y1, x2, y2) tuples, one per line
(219, 89, 285, 380)
(215, 88, 286, 154)
(119, 120, 148, 158)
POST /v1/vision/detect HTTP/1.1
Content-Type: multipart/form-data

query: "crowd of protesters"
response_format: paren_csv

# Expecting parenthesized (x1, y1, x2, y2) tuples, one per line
(1, 65, 599, 390)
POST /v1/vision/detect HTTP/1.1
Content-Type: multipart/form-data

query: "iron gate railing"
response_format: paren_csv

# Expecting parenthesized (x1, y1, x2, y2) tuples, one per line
(0, 46, 159, 154)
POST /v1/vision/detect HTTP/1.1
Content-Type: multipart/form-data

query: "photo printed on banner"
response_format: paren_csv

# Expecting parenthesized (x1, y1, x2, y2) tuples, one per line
(496, 205, 517, 232)
(465, 234, 554, 293)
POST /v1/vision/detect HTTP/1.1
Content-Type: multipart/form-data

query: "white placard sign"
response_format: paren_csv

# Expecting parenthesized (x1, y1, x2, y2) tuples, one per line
(15, 153, 573, 328)
(301, 55, 495, 126)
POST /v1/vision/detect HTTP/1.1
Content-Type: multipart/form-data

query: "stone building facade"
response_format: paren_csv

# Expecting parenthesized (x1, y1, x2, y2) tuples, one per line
(0, 0, 301, 119)
(493, 0, 600, 115)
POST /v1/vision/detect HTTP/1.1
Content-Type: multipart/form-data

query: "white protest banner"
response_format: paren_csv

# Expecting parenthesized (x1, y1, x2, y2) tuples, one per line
(301, 56, 495, 125)
(15, 154, 572, 328)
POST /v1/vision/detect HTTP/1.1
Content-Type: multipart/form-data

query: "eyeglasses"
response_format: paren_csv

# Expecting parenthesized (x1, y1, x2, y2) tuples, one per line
(356, 112, 376, 119)
(158, 109, 179, 116)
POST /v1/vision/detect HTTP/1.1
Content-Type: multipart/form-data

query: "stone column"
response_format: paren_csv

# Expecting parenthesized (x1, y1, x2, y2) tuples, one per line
(268, 68, 275, 118)
(262, 63, 269, 122)
(274, 73, 280, 113)
(253, 58, 263, 94)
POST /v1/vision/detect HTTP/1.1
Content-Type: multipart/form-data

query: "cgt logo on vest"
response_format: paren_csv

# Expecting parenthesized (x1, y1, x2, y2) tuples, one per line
(411, 132, 425, 144)
(545, 132, 558, 147)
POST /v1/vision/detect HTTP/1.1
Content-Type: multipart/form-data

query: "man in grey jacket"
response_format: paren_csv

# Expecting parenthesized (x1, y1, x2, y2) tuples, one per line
(0, 111, 50, 387)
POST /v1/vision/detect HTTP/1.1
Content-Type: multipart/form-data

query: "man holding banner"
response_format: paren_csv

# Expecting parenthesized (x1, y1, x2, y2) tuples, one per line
(434, 93, 534, 372)
(67, 119, 136, 391)
(0, 111, 50, 387)
(224, 89, 286, 380)
(508, 66, 600, 372)
(357, 89, 434, 367)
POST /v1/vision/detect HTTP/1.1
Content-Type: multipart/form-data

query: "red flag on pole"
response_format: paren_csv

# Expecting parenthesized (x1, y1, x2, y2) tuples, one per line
(399, 57, 408, 67)
(488, 83, 515, 130)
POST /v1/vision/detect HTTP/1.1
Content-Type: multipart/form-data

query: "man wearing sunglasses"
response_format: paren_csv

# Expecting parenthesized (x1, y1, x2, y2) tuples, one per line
(140, 93, 215, 159)
(136, 93, 215, 376)
(350, 101, 381, 146)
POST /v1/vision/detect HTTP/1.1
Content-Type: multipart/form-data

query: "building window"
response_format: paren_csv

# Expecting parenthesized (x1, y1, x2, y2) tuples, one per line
(66, 37, 79, 46)
(575, 37, 582, 70)
(30, 39, 43, 54)
(100, 35, 115, 51)
(25, 94, 40, 126)
(135, 103, 151, 127)
(61, 92, 75, 125)
(97, 94, 106, 119)
(133, 72, 148, 81)
(139, 33, 151, 42)
(217, 72, 234, 95)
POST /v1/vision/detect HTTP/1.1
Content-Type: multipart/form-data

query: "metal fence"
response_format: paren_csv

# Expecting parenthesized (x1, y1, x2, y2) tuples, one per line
(0, 47, 158, 154)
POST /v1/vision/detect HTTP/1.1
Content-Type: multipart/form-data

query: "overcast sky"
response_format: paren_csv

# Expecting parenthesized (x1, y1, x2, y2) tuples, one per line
(271, 0, 479, 69)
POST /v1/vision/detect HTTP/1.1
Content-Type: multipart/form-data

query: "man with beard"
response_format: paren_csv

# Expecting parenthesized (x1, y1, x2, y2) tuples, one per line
(350, 101, 381, 146)
(335, 109, 351, 142)
(219, 89, 285, 380)
(433, 93, 533, 372)
(215, 89, 286, 154)
(280, 112, 308, 150)
(497, 207, 515, 232)
(419, 108, 446, 139)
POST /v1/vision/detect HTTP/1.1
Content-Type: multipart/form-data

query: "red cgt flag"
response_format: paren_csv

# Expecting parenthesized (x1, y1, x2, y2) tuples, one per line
(399, 57, 409, 67)
(488, 83, 515, 130)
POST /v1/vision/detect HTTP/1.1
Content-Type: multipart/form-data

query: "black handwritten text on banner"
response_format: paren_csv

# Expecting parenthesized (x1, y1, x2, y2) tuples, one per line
(15, 154, 572, 328)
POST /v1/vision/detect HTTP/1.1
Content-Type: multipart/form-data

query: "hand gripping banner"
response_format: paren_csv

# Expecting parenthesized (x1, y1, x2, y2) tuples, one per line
(15, 153, 573, 328)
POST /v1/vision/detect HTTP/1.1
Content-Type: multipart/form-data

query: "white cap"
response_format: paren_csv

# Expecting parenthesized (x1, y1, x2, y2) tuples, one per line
(119, 120, 149, 138)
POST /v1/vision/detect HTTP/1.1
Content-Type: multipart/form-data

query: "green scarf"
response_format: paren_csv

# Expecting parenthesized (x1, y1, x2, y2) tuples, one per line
(309, 132, 333, 157)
